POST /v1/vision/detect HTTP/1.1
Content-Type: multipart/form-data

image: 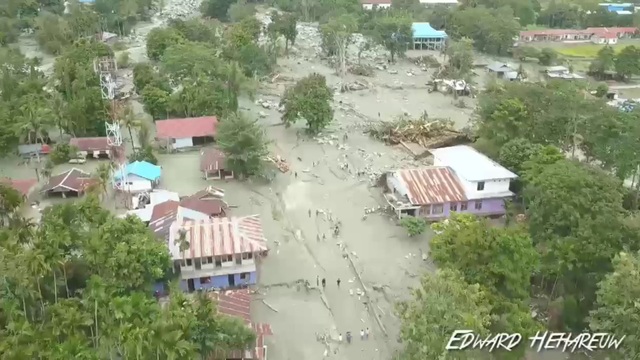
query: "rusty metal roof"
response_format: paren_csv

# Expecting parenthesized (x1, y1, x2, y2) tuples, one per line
(397, 167, 467, 205)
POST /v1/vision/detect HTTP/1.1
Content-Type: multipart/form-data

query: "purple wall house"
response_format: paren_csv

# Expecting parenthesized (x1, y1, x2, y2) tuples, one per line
(420, 198, 507, 221)
(179, 271, 257, 292)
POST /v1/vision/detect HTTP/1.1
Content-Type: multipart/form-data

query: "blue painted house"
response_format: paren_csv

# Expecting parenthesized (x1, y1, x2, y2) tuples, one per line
(113, 161, 161, 193)
(411, 22, 447, 50)
(168, 215, 268, 292)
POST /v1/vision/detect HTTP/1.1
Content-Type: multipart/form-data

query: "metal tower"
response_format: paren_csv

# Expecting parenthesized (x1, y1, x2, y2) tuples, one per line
(93, 56, 129, 207)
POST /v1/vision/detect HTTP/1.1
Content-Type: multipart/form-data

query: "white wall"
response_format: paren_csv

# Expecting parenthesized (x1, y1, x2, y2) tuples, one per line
(458, 178, 511, 199)
(173, 137, 193, 149)
(362, 3, 391, 9)
(387, 173, 407, 196)
(119, 174, 152, 193)
(179, 207, 211, 221)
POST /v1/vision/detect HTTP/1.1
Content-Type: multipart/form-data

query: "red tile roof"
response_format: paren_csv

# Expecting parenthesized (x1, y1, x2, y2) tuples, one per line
(69, 137, 111, 152)
(208, 289, 273, 360)
(520, 27, 638, 38)
(396, 167, 467, 205)
(41, 168, 94, 193)
(175, 215, 268, 260)
(155, 116, 218, 139)
(1, 178, 38, 197)
(200, 147, 227, 172)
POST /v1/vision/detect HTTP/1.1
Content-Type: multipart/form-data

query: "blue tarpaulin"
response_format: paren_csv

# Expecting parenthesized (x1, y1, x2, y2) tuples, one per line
(114, 161, 162, 181)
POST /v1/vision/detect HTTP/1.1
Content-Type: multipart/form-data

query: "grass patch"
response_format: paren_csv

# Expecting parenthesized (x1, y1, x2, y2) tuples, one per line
(556, 43, 627, 58)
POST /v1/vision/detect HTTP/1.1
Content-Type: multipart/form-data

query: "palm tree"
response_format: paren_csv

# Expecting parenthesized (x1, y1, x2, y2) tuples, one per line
(15, 96, 53, 144)
(90, 162, 113, 202)
(119, 104, 141, 150)
(24, 248, 50, 314)
(224, 62, 255, 113)
(175, 229, 190, 254)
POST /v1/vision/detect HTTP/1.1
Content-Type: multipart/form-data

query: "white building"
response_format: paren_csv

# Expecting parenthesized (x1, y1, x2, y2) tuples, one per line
(113, 161, 162, 193)
(361, 0, 392, 10)
(429, 145, 517, 200)
(419, 0, 458, 6)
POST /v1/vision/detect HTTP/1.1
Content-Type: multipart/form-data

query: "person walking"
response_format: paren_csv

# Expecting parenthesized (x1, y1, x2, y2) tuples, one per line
(365, 328, 370, 340)
(360, 329, 365, 340)
(338, 333, 343, 343)
(337, 278, 341, 287)
(316, 275, 319, 287)
(294, 171, 298, 178)
(322, 278, 326, 288)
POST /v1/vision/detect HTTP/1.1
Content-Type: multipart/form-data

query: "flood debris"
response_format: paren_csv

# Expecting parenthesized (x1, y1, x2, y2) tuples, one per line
(266, 155, 290, 173)
(367, 112, 473, 148)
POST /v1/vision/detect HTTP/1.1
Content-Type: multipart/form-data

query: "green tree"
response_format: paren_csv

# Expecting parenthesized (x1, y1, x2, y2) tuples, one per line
(448, 6, 519, 55)
(269, 13, 298, 53)
(537, 47, 558, 66)
(227, 0, 255, 22)
(321, 14, 357, 76)
(399, 217, 427, 236)
(498, 138, 544, 174)
(216, 113, 270, 178)
(146, 27, 184, 61)
(446, 37, 474, 79)
(200, 0, 236, 21)
(371, 12, 413, 62)
(589, 251, 640, 359)
(589, 45, 616, 79)
(0, 183, 23, 226)
(614, 45, 640, 80)
(141, 86, 171, 120)
(281, 73, 334, 134)
(397, 269, 492, 360)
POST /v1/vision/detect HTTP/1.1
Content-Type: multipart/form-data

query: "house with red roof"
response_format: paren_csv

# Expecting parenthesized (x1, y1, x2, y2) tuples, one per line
(384, 145, 517, 220)
(69, 137, 113, 159)
(41, 168, 95, 198)
(201, 147, 234, 180)
(168, 215, 268, 292)
(519, 27, 637, 43)
(1, 178, 38, 199)
(207, 289, 273, 360)
(155, 116, 218, 151)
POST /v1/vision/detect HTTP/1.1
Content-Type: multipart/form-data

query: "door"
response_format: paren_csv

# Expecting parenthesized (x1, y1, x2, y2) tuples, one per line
(228, 274, 235, 287)
(187, 279, 195, 292)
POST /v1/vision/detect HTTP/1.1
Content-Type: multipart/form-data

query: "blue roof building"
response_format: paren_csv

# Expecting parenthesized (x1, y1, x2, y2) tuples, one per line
(598, 3, 634, 13)
(113, 161, 162, 192)
(411, 23, 447, 50)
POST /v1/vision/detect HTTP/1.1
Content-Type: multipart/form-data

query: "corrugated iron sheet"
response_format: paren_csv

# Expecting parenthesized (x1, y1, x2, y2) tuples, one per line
(397, 167, 466, 205)
(181, 215, 268, 259)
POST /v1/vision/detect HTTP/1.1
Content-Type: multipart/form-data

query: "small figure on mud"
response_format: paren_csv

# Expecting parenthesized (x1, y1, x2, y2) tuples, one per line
(316, 209, 320, 216)
(338, 333, 343, 342)
(322, 233, 326, 241)
(294, 171, 298, 178)
(316, 275, 320, 286)
(337, 278, 341, 287)
(322, 278, 326, 287)
(360, 329, 365, 340)
(365, 328, 370, 340)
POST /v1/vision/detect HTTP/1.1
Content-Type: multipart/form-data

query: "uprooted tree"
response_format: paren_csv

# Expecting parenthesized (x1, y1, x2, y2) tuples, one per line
(280, 73, 334, 134)
(320, 13, 357, 76)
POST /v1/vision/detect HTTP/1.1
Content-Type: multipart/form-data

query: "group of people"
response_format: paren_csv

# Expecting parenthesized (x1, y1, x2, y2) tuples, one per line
(338, 328, 370, 343)
(317, 276, 341, 288)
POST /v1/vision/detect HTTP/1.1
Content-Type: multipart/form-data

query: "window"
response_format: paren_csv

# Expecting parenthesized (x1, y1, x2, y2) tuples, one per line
(477, 182, 485, 191)
(195, 259, 201, 270)
(186, 259, 192, 266)
(475, 201, 483, 210)
(214, 257, 222, 267)
(200, 277, 211, 284)
(421, 205, 431, 215)
(460, 202, 468, 211)
(206, 256, 213, 264)
(240, 272, 249, 280)
(450, 203, 458, 212)
(235, 255, 242, 265)
(226, 255, 233, 262)
(242, 252, 254, 260)
(247, 252, 253, 259)
(432, 204, 444, 214)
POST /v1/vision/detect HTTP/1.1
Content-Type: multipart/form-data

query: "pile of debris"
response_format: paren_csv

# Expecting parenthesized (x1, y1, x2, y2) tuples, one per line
(412, 55, 440, 69)
(267, 155, 290, 173)
(367, 112, 474, 148)
(338, 81, 368, 92)
(157, 0, 202, 21)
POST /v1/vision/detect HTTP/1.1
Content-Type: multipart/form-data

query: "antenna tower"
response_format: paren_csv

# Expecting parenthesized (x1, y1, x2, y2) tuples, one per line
(93, 56, 129, 207)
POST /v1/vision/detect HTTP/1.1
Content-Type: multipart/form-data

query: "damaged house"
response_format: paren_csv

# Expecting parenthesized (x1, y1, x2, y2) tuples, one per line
(383, 145, 517, 220)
